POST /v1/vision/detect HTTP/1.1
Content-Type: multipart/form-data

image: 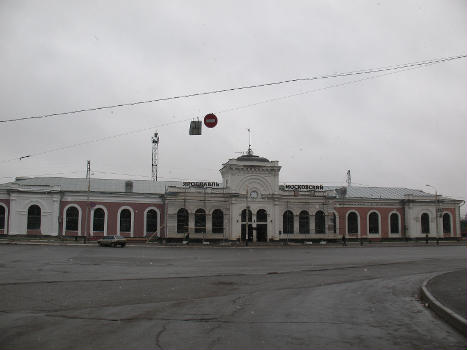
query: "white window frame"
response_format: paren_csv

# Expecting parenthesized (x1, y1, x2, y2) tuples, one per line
(62, 204, 82, 236)
(442, 212, 452, 234)
(346, 210, 360, 235)
(144, 207, 161, 237)
(117, 206, 134, 237)
(367, 210, 381, 236)
(91, 205, 108, 236)
(388, 211, 401, 235)
(0, 203, 8, 234)
(420, 212, 431, 234)
(26, 203, 42, 232)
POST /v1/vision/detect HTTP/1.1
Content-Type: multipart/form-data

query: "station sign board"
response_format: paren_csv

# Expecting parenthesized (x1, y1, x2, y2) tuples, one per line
(280, 184, 325, 191)
(182, 181, 221, 188)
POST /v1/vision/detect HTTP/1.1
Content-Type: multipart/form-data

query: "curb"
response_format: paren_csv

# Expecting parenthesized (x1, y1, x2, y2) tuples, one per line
(420, 273, 467, 337)
(0, 240, 466, 248)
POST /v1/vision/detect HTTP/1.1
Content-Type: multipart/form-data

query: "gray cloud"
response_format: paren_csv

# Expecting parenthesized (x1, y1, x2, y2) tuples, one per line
(0, 0, 465, 214)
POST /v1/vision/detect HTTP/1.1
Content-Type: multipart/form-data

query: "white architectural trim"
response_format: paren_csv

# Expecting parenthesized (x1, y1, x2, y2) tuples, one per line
(367, 210, 381, 236)
(237, 175, 274, 195)
(328, 210, 339, 235)
(62, 204, 82, 236)
(0, 202, 8, 234)
(117, 206, 134, 237)
(346, 210, 360, 235)
(91, 205, 108, 236)
(388, 211, 401, 235)
(143, 206, 161, 237)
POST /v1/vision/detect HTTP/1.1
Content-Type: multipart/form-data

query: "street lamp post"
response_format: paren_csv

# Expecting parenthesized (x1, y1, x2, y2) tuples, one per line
(425, 184, 439, 245)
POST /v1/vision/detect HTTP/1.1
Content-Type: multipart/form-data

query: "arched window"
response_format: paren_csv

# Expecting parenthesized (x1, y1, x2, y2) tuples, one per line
(65, 206, 79, 231)
(442, 213, 451, 234)
(315, 210, 325, 234)
(390, 213, 400, 234)
(347, 212, 358, 234)
(421, 213, 430, 234)
(27, 205, 41, 230)
(195, 209, 206, 233)
(299, 211, 309, 234)
(256, 209, 267, 222)
(119, 209, 132, 233)
(177, 208, 189, 233)
(93, 208, 105, 232)
(212, 209, 224, 234)
(0, 205, 5, 230)
(241, 209, 252, 222)
(332, 213, 337, 234)
(146, 209, 158, 234)
(368, 212, 379, 234)
(283, 210, 294, 234)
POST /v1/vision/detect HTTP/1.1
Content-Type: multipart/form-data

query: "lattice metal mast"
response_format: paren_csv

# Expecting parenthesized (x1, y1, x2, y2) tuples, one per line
(152, 132, 159, 181)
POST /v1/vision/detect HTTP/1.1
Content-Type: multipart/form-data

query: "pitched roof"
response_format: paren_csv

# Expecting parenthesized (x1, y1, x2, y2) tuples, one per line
(2, 177, 181, 194)
(0, 177, 443, 200)
(330, 186, 432, 200)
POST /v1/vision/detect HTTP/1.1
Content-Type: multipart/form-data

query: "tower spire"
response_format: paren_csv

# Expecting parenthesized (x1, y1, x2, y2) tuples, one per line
(346, 169, 351, 187)
(247, 128, 252, 155)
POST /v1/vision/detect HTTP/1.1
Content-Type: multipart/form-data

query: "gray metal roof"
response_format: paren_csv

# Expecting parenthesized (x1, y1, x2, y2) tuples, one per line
(325, 186, 433, 200)
(0, 177, 441, 200)
(2, 177, 182, 194)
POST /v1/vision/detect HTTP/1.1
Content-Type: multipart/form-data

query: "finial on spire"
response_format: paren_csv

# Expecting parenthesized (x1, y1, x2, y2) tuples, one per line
(247, 128, 252, 155)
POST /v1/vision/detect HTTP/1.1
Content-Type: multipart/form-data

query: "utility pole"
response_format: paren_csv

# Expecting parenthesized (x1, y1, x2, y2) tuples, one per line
(426, 184, 440, 245)
(152, 132, 159, 181)
(84, 160, 91, 244)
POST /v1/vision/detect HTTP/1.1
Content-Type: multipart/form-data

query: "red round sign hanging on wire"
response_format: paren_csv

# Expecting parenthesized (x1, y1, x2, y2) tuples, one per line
(204, 113, 218, 128)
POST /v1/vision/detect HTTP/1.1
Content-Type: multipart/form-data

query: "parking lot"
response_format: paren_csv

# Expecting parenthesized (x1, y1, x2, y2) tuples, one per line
(0, 244, 465, 349)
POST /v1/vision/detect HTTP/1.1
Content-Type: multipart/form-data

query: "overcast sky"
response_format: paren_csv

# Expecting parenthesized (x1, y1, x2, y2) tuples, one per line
(0, 1, 465, 212)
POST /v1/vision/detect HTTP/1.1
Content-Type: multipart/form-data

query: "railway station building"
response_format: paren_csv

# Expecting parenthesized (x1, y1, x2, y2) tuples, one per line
(0, 150, 462, 241)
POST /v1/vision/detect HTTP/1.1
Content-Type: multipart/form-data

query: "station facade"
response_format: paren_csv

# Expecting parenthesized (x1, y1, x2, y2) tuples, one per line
(0, 151, 462, 241)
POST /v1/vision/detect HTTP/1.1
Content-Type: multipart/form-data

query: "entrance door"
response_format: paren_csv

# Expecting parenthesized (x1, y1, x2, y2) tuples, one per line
(257, 224, 267, 242)
(256, 209, 268, 242)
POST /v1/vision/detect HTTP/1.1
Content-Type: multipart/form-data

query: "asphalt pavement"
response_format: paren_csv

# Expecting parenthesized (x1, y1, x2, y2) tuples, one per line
(0, 244, 465, 349)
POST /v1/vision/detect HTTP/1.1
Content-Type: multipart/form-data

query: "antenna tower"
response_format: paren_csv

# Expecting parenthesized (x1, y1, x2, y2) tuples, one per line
(152, 132, 159, 181)
(346, 169, 351, 187)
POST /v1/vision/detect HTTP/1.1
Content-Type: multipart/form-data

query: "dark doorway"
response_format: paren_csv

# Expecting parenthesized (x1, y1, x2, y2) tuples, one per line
(256, 209, 268, 242)
(257, 224, 267, 242)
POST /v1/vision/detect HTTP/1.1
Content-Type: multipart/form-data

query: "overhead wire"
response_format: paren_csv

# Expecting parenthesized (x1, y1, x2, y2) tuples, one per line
(0, 54, 465, 124)
(0, 59, 448, 164)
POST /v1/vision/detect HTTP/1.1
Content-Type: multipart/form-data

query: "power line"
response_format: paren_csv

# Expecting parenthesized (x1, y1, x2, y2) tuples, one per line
(0, 60, 447, 164)
(1, 54, 465, 124)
